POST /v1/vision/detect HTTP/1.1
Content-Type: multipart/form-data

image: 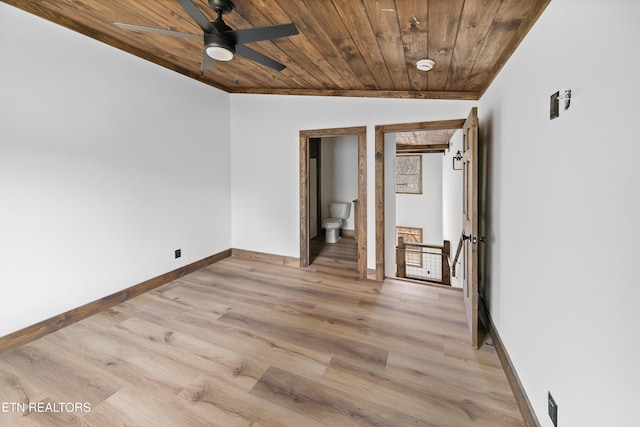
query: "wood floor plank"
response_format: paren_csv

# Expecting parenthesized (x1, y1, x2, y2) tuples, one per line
(14, 398, 85, 427)
(178, 374, 328, 427)
(41, 321, 199, 402)
(114, 316, 268, 391)
(217, 308, 389, 370)
(323, 357, 522, 427)
(169, 311, 332, 379)
(251, 366, 430, 427)
(0, 343, 122, 407)
(87, 386, 212, 427)
(0, 253, 525, 426)
(270, 300, 447, 356)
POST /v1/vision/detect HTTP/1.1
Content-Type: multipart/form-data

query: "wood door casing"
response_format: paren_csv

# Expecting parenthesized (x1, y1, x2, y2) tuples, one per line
(300, 127, 367, 278)
(374, 119, 467, 281)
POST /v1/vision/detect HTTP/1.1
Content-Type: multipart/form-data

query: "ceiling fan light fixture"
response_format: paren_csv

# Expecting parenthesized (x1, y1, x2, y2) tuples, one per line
(204, 33, 235, 61)
(416, 59, 435, 71)
(206, 45, 234, 61)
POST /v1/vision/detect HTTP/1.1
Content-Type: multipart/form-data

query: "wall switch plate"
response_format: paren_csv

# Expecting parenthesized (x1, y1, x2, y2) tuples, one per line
(548, 392, 558, 426)
(175, 249, 181, 259)
(563, 89, 571, 110)
(550, 91, 560, 119)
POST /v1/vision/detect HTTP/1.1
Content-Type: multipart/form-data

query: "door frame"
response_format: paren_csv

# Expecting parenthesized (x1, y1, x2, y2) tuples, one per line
(300, 126, 367, 278)
(374, 119, 466, 281)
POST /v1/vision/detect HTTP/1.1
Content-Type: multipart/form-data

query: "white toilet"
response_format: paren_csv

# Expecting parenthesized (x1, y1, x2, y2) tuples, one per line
(322, 201, 351, 243)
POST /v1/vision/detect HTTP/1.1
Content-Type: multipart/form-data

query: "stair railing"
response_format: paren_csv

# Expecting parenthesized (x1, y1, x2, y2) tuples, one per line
(396, 237, 451, 285)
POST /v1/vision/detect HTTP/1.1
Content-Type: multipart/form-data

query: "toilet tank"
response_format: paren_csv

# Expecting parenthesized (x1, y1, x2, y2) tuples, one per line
(328, 201, 351, 219)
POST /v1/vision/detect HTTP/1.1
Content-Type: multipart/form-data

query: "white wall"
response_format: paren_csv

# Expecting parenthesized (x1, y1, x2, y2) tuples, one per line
(479, 1, 640, 426)
(320, 136, 358, 230)
(384, 134, 397, 276)
(396, 154, 443, 245)
(442, 130, 463, 285)
(230, 94, 476, 266)
(0, 4, 231, 337)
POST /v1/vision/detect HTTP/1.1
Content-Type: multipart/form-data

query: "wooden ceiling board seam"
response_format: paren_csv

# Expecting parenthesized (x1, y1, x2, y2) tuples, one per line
(446, 0, 502, 92)
(251, 0, 342, 89)
(302, 1, 378, 90)
(462, 0, 531, 92)
(426, 0, 465, 92)
(125, 1, 195, 33)
(362, 0, 411, 91)
(330, 0, 395, 90)
(286, 2, 365, 89)
(278, 1, 369, 90)
(333, 38, 380, 90)
(395, 0, 430, 92)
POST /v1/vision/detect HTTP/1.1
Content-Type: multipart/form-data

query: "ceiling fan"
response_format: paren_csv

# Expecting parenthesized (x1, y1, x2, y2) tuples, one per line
(114, 0, 298, 72)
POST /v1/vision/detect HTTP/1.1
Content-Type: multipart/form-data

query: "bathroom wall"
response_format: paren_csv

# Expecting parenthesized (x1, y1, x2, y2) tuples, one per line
(319, 135, 358, 230)
(396, 153, 443, 245)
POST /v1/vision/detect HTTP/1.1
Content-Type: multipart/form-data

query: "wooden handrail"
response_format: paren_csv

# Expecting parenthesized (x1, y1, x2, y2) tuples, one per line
(403, 241, 446, 250)
(452, 233, 464, 276)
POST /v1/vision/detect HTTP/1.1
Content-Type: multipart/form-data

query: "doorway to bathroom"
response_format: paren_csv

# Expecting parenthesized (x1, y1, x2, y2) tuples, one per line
(299, 126, 367, 279)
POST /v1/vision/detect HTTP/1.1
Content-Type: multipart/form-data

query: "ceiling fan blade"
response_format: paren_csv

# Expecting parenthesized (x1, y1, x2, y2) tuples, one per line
(236, 44, 286, 72)
(176, 0, 216, 33)
(201, 50, 216, 70)
(231, 23, 298, 45)
(114, 22, 202, 39)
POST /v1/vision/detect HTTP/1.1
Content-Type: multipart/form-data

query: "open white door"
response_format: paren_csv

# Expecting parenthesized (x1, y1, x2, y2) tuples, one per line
(462, 107, 479, 348)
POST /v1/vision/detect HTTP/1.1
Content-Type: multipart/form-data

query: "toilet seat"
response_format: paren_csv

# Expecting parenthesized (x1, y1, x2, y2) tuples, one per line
(322, 218, 341, 228)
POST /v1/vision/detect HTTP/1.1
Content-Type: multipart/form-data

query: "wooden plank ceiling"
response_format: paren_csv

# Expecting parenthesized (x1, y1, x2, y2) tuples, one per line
(4, 0, 550, 99)
(396, 129, 457, 154)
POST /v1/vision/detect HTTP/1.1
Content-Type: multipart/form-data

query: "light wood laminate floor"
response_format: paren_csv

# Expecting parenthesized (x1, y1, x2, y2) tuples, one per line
(0, 252, 523, 426)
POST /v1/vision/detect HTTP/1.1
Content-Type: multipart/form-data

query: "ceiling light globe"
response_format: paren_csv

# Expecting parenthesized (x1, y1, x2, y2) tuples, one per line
(206, 46, 234, 61)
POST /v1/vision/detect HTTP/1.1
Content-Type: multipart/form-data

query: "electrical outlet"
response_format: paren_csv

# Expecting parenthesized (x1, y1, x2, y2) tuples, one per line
(548, 392, 558, 426)
(175, 249, 181, 259)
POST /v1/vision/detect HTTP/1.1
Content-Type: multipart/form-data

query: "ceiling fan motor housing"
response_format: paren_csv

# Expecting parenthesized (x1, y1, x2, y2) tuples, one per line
(205, 32, 235, 56)
(208, 0, 234, 14)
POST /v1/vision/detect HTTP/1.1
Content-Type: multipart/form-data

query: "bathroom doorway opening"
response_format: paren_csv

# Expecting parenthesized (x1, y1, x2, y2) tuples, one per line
(299, 126, 367, 279)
